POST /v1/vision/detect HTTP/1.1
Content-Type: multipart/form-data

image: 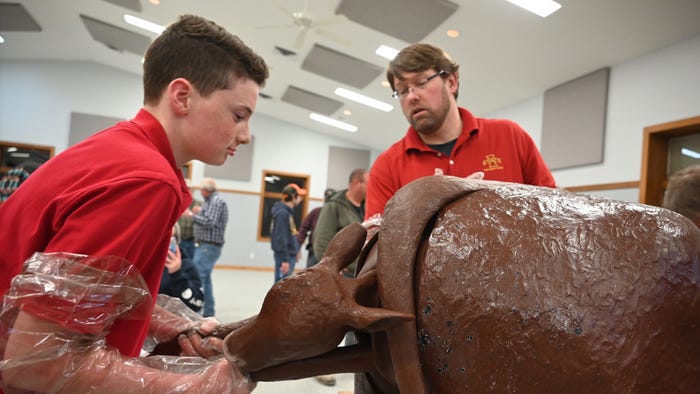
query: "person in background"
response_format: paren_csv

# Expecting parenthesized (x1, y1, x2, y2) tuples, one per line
(177, 197, 201, 259)
(270, 183, 306, 282)
(186, 177, 228, 318)
(365, 43, 556, 219)
(0, 14, 268, 392)
(159, 224, 204, 313)
(296, 187, 336, 268)
(663, 164, 700, 228)
(309, 169, 367, 387)
(314, 168, 368, 279)
(0, 149, 49, 203)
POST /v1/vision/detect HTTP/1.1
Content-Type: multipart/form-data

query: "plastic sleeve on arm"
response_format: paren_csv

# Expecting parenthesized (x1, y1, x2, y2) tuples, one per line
(0, 253, 253, 394)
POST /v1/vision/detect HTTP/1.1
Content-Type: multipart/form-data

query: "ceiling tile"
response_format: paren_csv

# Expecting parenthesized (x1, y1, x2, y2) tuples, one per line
(302, 44, 383, 89)
(102, 0, 142, 12)
(0, 3, 41, 31)
(281, 85, 344, 115)
(336, 0, 458, 42)
(80, 14, 152, 56)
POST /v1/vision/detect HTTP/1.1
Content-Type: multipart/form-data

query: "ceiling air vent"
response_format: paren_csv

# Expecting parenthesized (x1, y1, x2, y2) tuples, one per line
(79, 14, 152, 56)
(0, 3, 42, 31)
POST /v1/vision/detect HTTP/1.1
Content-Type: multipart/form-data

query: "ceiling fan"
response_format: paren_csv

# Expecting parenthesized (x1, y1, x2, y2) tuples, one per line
(258, 0, 350, 49)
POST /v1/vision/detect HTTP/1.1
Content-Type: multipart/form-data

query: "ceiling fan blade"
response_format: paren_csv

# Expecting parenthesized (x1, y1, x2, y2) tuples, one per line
(316, 28, 351, 47)
(273, 2, 295, 19)
(314, 14, 348, 27)
(294, 27, 309, 49)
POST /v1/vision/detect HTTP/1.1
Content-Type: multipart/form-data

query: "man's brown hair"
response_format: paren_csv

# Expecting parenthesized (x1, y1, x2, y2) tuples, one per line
(386, 43, 460, 99)
(663, 164, 700, 225)
(143, 14, 269, 105)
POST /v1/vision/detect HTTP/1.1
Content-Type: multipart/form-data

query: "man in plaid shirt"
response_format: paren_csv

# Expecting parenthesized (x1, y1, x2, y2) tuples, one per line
(190, 178, 228, 317)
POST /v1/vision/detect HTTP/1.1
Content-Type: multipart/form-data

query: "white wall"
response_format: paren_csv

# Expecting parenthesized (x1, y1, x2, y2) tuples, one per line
(487, 34, 700, 200)
(2, 33, 700, 264)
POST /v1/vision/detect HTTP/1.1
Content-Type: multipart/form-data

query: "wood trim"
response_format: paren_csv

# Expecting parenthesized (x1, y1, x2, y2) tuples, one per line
(0, 140, 55, 174)
(639, 115, 700, 206)
(564, 181, 639, 193)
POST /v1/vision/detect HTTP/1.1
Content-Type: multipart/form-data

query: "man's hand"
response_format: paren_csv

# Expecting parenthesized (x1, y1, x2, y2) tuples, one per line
(164, 247, 182, 273)
(466, 171, 484, 180)
(280, 262, 290, 275)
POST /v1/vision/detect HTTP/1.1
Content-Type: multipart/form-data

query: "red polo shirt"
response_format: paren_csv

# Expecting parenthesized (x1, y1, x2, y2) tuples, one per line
(366, 107, 556, 219)
(0, 109, 192, 357)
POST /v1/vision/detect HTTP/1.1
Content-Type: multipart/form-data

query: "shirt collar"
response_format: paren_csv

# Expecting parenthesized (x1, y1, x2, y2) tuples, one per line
(404, 107, 479, 153)
(131, 109, 192, 201)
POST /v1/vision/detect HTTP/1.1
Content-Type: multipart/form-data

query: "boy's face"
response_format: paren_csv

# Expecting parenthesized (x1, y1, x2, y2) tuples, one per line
(184, 77, 259, 166)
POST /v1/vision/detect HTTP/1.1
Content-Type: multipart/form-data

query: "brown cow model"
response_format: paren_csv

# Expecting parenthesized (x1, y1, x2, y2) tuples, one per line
(222, 176, 700, 393)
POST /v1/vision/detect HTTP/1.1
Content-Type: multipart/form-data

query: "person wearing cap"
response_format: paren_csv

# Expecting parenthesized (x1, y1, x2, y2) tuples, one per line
(296, 188, 336, 269)
(270, 183, 306, 282)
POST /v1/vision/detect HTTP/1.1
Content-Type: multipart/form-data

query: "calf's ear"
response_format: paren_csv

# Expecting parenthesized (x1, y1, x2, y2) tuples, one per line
(347, 306, 413, 332)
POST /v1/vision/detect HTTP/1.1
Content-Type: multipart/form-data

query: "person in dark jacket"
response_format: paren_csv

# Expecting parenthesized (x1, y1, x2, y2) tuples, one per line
(159, 228, 204, 313)
(296, 187, 336, 268)
(270, 183, 306, 282)
(313, 168, 368, 278)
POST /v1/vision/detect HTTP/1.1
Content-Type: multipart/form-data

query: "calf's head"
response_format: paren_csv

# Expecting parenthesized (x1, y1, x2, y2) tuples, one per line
(223, 222, 412, 373)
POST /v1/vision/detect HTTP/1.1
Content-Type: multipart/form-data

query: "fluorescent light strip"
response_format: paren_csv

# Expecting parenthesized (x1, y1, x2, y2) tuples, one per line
(681, 147, 700, 159)
(309, 113, 358, 133)
(504, 0, 561, 17)
(124, 14, 165, 35)
(334, 88, 393, 112)
(375, 45, 399, 60)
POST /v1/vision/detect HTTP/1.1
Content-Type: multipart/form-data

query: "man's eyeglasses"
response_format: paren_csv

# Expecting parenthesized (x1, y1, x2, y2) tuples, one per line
(392, 70, 447, 100)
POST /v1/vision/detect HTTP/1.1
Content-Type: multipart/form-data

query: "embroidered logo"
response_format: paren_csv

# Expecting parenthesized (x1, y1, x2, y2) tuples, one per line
(482, 154, 504, 172)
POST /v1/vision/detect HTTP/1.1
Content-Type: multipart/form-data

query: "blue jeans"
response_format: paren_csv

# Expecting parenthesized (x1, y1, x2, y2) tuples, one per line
(193, 242, 222, 317)
(273, 252, 296, 283)
(179, 239, 196, 260)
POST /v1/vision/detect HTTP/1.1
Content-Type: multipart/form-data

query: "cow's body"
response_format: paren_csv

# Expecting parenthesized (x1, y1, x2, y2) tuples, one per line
(223, 176, 700, 393)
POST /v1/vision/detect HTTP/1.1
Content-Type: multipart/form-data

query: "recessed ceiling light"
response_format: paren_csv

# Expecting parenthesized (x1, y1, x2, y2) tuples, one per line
(681, 147, 700, 159)
(334, 87, 393, 112)
(124, 14, 164, 35)
(375, 45, 399, 60)
(0, 35, 4, 44)
(504, 0, 561, 17)
(149, 0, 160, 4)
(309, 113, 358, 133)
(446, 29, 459, 38)
(343, 109, 352, 116)
(381, 81, 390, 88)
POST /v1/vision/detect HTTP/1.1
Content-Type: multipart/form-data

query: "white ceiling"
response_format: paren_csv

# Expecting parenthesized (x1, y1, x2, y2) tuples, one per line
(2, 0, 700, 152)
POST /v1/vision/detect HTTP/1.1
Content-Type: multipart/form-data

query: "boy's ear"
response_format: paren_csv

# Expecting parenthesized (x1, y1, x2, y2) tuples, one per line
(168, 78, 193, 116)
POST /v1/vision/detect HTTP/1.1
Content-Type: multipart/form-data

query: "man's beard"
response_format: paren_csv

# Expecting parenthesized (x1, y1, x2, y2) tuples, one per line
(409, 89, 451, 135)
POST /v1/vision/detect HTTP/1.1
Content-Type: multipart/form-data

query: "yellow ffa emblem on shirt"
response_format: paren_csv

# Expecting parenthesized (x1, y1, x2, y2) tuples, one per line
(482, 154, 504, 172)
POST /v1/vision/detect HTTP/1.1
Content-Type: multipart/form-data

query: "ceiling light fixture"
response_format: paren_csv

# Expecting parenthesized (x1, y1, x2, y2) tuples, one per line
(375, 45, 399, 60)
(334, 88, 393, 112)
(124, 14, 165, 35)
(446, 29, 460, 38)
(504, 0, 561, 17)
(309, 113, 358, 133)
(681, 147, 700, 159)
(0, 35, 5, 44)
